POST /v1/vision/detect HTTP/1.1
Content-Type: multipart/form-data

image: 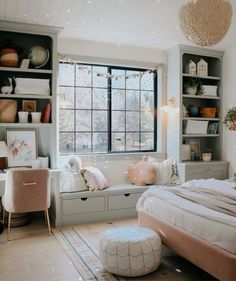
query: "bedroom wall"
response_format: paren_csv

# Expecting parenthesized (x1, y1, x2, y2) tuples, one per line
(223, 46, 236, 177)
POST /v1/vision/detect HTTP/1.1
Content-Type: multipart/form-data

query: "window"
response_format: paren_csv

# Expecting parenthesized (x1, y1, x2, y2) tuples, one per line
(58, 62, 157, 154)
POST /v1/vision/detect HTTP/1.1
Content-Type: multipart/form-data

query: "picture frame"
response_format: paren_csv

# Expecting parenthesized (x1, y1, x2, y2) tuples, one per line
(22, 100, 36, 112)
(185, 139, 201, 160)
(5, 128, 38, 167)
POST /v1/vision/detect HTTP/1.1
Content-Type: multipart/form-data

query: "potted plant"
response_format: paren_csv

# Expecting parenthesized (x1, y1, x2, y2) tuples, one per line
(223, 107, 236, 131)
(202, 147, 212, 162)
(184, 78, 202, 95)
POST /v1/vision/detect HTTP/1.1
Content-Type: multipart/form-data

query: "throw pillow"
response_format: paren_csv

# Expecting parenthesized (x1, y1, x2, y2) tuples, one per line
(127, 160, 156, 186)
(80, 167, 109, 191)
(145, 156, 180, 185)
(59, 156, 88, 192)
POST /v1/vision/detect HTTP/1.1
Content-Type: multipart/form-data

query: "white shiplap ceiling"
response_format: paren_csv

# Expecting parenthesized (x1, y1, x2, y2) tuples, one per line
(0, 0, 235, 50)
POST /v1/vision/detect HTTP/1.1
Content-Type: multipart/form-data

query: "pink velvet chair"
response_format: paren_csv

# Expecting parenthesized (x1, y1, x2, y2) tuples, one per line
(2, 168, 51, 239)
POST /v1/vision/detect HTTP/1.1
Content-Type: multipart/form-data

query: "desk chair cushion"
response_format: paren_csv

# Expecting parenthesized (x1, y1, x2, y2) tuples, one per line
(2, 168, 49, 213)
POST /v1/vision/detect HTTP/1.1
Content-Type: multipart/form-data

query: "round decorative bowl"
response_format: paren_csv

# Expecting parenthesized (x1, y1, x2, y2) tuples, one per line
(200, 107, 217, 118)
(202, 153, 212, 162)
(28, 45, 49, 68)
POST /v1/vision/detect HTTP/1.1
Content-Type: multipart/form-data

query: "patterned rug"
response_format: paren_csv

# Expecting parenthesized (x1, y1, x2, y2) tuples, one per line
(53, 227, 216, 281)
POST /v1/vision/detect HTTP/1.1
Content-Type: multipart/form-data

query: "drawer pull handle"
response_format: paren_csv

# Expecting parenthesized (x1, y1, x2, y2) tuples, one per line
(81, 197, 88, 201)
(23, 181, 36, 186)
(124, 193, 130, 197)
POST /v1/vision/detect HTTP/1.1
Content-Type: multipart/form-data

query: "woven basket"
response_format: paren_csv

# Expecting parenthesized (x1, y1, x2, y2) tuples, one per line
(179, 0, 232, 46)
(0, 99, 17, 123)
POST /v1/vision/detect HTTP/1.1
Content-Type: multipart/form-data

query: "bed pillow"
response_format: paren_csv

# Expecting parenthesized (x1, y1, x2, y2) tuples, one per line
(146, 156, 180, 185)
(80, 167, 109, 191)
(127, 160, 156, 186)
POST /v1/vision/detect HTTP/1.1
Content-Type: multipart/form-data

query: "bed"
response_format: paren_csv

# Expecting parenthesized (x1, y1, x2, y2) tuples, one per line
(137, 179, 236, 281)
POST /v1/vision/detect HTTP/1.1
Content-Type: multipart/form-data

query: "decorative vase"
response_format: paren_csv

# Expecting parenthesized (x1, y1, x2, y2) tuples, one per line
(31, 112, 42, 123)
(188, 105, 199, 117)
(0, 99, 17, 122)
(18, 111, 29, 123)
(0, 48, 19, 67)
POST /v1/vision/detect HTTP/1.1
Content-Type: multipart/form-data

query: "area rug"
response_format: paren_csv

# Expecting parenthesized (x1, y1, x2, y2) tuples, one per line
(54, 226, 216, 281)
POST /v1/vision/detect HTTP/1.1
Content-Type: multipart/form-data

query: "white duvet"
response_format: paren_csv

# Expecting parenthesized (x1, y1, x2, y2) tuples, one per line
(136, 179, 236, 254)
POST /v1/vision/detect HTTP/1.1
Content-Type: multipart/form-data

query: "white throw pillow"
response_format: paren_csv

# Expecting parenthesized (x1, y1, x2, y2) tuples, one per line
(145, 156, 180, 185)
(59, 156, 88, 192)
(80, 167, 109, 191)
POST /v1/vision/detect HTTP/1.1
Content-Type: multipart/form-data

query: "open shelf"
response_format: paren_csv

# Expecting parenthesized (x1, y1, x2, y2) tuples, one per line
(182, 117, 220, 121)
(182, 134, 220, 138)
(182, 94, 220, 100)
(0, 94, 52, 99)
(0, 66, 52, 74)
(182, 73, 220, 80)
(0, 123, 52, 128)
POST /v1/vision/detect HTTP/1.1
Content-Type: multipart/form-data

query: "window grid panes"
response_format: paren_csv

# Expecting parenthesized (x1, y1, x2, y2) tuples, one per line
(59, 62, 157, 154)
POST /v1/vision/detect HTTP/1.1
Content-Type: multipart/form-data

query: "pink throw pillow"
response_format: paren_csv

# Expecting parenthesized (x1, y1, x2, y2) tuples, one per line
(80, 167, 109, 191)
(127, 160, 156, 186)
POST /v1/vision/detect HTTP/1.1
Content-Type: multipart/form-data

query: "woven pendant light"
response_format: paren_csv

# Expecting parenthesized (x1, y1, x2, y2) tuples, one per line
(179, 0, 232, 46)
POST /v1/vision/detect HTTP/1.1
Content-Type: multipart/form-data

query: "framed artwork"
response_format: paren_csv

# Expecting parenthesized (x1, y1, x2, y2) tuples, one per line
(22, 100, 36, 112)
(6, 128, 38, 167)
(185, 139, 201, 160)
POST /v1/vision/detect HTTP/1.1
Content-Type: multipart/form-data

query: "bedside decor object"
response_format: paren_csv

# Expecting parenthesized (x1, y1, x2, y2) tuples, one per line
(185, 60, 197, 75)
(22, 100, 36, 112)
(197, 58, 208, 76)
(179, 0, 233, 46)
(18, 111, 29, 123)
(0, 78, 13, 94)
(99, 226, 162, 277)
(223, 107, 236, 131)
(6, 128, 37, 167)
(0, 99, 17, 123)
(28, 45, 49, 68)
(185, 139, 201, 160)
(200, 107, 217, 118)
(0, 141, 8, 171)
(0, 48, 19, 67)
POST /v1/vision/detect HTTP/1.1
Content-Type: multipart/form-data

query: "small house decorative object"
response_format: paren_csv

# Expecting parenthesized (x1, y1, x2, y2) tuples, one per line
(223, 107, 236, 131)
(185, 60, 196, 75)
(197, 58, 208, 76)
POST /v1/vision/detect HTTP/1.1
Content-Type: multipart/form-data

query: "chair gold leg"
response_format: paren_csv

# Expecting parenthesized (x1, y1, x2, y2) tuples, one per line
(2, 208, 5, 224)
(45, 209, 51, 235)
(7, 212, 11, 241)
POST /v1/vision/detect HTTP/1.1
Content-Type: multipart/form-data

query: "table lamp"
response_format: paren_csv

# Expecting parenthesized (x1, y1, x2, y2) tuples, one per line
(0, 141, 8, 172)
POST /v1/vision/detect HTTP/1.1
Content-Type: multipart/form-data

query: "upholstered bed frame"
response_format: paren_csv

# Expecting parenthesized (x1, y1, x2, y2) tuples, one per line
(138, 209, 236, 281)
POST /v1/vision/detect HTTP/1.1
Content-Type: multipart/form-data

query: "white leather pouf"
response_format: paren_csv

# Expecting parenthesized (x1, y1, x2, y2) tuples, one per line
(99, 226, 162, 277)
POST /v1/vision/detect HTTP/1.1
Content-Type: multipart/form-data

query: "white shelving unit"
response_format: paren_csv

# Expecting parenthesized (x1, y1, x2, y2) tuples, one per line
(0, 21, 61, 168)
(166, 44, 229, 181)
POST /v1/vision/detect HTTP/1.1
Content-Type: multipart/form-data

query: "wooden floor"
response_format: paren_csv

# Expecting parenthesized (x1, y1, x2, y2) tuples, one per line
(0, 216, 216, 281)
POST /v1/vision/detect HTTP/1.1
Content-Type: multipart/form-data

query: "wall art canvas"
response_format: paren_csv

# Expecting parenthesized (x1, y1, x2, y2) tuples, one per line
(6, 129, 37, 167)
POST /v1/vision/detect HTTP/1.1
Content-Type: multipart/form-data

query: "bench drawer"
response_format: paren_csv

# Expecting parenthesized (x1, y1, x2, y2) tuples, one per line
(62, 196, 105, 215)
(108, 193, 142, 211)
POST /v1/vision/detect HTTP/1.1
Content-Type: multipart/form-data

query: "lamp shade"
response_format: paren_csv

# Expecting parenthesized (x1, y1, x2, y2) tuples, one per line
(0, 141, 8, 157)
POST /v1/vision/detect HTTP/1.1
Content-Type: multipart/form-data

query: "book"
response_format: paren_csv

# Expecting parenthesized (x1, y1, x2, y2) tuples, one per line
(42, 102, 51, 123)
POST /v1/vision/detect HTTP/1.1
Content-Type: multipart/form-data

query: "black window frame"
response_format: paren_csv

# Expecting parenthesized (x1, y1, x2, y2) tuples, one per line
(58, 61, 158, 154)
